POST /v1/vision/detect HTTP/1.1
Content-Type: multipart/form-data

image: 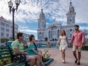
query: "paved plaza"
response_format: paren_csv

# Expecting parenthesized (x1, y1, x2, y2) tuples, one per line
(40, 48, 88, 66)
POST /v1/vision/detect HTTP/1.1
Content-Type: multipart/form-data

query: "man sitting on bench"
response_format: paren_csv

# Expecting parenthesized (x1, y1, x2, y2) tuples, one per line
(11, 32, 35, 66)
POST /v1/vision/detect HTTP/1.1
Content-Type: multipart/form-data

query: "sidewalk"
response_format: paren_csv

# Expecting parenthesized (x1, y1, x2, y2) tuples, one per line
(40, 48, 88, 66)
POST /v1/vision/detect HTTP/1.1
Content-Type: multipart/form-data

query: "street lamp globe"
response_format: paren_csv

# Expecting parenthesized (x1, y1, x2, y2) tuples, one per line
(15, 0, 20, 11)
(8, 1, 13, 13)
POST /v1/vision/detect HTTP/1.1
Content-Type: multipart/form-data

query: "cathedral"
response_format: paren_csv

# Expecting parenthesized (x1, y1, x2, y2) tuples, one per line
(37, 1, 76, 42)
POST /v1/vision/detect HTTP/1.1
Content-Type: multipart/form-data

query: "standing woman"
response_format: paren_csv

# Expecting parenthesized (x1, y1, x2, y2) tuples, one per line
(56, 30, 69, 63)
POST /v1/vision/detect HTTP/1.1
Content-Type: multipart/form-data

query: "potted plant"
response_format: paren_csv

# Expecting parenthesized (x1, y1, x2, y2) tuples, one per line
(42, 49, 54, 66)
(42, 49, 51, 62)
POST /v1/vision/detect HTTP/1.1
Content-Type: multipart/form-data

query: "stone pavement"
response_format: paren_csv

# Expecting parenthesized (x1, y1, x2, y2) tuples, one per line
(40, 48, 88, 66)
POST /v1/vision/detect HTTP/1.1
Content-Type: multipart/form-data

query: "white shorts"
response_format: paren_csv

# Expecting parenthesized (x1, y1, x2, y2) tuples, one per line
(26, 55, 37, 61)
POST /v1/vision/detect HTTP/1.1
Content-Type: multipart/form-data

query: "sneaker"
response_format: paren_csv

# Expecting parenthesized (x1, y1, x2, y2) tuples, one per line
(62, 60, 66, 63)
(75, 59, 77, 64)
(77, 62, 80, 65)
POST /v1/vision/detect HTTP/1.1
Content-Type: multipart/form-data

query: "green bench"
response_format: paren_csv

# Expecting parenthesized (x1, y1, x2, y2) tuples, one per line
(0, 41, 54, 66)
(0, 43, 28, 66)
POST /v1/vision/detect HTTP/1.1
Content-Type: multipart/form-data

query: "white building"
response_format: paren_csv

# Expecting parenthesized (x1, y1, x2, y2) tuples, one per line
(0, 16, 18, 40)
(23, 33, 30, 42)
(37, 1, 76, 42)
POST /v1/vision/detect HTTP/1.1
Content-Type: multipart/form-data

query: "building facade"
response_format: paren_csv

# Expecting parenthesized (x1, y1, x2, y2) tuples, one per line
(0, 16, 18, 40)
(23, 33, 30, 42)
(37, 1, 76, 42)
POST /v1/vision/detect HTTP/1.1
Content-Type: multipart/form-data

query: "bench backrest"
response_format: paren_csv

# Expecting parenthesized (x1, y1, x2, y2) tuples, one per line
(0, 46, 11, 65)
(0, 46, 11, 58)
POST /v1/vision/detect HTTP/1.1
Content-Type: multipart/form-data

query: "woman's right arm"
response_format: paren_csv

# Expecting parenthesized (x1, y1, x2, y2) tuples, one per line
(31, 49, 38, 55)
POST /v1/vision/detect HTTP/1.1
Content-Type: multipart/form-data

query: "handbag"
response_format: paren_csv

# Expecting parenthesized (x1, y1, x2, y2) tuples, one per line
(13, 44, 26, 62)
(13, 54, 26, 62)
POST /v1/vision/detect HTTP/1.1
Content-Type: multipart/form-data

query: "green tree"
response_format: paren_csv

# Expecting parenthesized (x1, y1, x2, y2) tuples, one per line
(1, 38, 9, 43)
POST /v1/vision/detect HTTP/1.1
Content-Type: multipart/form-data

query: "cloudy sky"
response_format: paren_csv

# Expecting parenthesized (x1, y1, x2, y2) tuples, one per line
(0, 0, 88, 39)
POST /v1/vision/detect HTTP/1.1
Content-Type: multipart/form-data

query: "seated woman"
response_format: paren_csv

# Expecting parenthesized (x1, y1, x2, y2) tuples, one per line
(27, 35, 44, 66)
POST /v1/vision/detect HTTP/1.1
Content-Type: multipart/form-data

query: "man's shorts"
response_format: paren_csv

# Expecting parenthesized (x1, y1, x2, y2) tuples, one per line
(26, 55, 29, 61)
(73, 45, 82, 52)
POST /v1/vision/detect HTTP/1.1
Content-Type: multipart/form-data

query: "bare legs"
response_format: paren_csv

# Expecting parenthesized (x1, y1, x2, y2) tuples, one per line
(73, 51, 81, 65)
(78, 52, 81, 62)
(73, 51, 78, 61)
(38, 50, 43, 62)
(28, 56, 35, 66)
(35, 56, 41, 66)
(73, 51, 81, 62)
(28, 55, 42, 66)
(61, 50, 65, 63)
(38, 50, 44, 66)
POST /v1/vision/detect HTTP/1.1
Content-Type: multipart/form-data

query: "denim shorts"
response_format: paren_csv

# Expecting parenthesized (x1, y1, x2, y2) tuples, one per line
(26, 55, 37, 61)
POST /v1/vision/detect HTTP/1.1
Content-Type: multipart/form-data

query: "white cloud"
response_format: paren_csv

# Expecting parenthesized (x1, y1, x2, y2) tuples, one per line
(20, 29, 37, 33)
(18, 26, 37, 33)
(20, 29, 37, 39)
(80, 26, 88, 30)
(19, 26, 29, 29)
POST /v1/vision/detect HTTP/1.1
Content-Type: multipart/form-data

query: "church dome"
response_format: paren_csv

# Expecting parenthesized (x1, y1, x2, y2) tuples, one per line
(39, 9, 45, 20)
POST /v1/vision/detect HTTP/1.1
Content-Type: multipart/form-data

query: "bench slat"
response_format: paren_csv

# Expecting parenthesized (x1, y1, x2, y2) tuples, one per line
(0, 52, 10, 55)
(0, 46, 8, 49)
(0, 56, 10, 60)
(6, 62, 25, 66)
(0, 50, 9, 53)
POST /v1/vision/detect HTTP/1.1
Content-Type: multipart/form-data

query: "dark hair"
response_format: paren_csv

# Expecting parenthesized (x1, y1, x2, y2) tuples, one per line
(29, 35, 34, 42)
(29, 35, 37, 50)
(74, 25, 79, 28)
(17, 32, 23, 39)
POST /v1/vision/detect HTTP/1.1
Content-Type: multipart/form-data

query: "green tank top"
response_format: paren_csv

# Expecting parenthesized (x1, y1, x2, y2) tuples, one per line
(27, 44, 38, 55)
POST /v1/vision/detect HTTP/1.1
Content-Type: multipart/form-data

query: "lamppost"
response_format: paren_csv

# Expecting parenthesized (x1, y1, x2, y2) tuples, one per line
(8, 0, 20, 40)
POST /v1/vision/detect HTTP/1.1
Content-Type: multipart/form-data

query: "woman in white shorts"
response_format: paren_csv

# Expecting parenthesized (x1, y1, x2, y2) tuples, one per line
(56, 30, 69, 63)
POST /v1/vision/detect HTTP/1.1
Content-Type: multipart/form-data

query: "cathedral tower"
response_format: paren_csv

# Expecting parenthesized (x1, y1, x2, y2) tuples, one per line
(66, 1, 76, 25)
(37, 9, 46, 40)
(38, 9, 46, 29)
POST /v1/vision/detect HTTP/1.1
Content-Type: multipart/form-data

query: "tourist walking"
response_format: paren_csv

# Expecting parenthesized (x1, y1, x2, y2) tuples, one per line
(56, 30, 69, 63)
(70, 25, 85, 65)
